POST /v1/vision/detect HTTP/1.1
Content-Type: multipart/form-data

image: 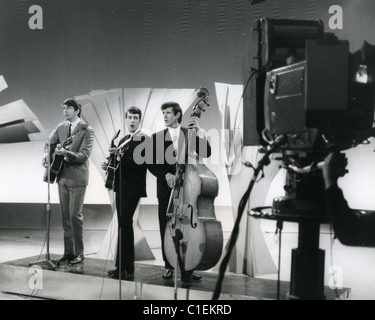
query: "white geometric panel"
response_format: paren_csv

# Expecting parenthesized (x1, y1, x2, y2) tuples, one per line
(0, 141, 110, 205)
(99, 89, 123, 133)
(215, 83, 244, 133)
(0, 75, 7, 93)
(0, 100, 36, 125)
(214, 82, 278, 276)
(0, 99, 48, 143)
(215, 82, 244, 175)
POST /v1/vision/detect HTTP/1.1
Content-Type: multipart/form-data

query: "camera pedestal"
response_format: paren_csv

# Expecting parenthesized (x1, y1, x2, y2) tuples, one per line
(250, 200, 330, 300)
(288, 221, 325, 300)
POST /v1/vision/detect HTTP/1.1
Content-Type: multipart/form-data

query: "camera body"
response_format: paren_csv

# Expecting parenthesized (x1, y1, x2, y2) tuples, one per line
(243, 17, 375, 150)
(243, 17, 375, 216)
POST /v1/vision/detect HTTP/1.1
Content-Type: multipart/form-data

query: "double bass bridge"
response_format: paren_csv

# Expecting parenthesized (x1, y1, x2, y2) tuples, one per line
(166, 204, 197, 229)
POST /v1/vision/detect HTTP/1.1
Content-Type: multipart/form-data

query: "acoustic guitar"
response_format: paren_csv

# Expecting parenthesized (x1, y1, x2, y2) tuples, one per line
(105, 129, 121, 190)
(43, 136, 74, 184)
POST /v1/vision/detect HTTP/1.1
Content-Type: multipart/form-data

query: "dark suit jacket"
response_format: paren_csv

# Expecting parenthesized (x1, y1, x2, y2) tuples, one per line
(149, 127, 211, 199)
(325, 185, 375, 246)
(48, 120, 94, 187)
(114, 130, 150, 198)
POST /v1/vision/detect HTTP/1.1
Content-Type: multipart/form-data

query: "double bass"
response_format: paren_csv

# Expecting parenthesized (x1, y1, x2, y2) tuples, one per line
(164, 88, 223, 273)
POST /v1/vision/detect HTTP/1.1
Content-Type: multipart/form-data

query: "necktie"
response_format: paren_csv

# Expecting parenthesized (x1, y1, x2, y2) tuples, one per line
(68, 124, 72, 137)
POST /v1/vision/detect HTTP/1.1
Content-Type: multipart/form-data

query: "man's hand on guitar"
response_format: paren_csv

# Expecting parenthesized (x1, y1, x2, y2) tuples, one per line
(101, 160, 109, 171)
(108, 147, 118, 155)
(55, 147, 68, 156)
(42, 155, 49, 168)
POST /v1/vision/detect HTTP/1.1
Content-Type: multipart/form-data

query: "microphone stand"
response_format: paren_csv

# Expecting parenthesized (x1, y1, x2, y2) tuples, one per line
(29, 140, 56, 270)
(174, 240, 179, 301)
(212, 134, 287, 300)
(172, 229, 184, 300)
(118, 147, 122, 300)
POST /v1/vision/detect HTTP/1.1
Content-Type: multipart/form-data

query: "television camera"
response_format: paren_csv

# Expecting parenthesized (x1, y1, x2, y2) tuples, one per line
(242, 17, 375, 300)
(243, 17, 375, 218)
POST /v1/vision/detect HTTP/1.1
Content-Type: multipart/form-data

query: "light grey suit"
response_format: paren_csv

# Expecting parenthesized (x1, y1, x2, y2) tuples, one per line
(48, 120, 94, 256)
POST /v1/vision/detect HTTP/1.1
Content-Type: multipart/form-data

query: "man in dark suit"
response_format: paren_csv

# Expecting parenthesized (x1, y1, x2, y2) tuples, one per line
(148, 101, 211, 283)
(43, 98, 94, 265)
(103, 106, 150, 279)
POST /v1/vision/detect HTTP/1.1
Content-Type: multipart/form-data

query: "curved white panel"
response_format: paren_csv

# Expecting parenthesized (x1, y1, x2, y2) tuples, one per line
(0, 141, 110, 205)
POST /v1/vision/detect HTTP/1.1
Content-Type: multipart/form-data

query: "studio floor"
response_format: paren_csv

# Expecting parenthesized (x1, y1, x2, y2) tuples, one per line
(0, 228, 240, 300)
(0, 224, 373, 300)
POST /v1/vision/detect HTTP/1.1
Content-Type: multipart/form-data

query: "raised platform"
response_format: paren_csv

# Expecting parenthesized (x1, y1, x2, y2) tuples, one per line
(0, 254, 350, 300)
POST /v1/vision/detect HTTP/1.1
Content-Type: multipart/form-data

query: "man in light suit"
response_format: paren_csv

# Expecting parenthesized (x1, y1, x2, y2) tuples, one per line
(43, 98, 94, 265)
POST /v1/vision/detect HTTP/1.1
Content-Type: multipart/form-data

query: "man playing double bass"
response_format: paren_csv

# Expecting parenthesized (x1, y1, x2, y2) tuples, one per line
(148, 100, 212, 285)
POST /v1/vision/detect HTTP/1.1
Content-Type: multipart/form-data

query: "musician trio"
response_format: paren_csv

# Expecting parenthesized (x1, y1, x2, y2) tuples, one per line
(42, 90, 221, 287)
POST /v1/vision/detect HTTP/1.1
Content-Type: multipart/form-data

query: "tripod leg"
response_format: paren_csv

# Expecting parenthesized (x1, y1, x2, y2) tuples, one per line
(119, 225, 122, 300)
(174, 249, 179, 300)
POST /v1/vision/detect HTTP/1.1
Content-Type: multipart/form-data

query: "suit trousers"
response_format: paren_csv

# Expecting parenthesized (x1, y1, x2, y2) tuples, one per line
(58, 182, 86, 256)
(158, 197, 174, 270)
(115, 193, 140, 273)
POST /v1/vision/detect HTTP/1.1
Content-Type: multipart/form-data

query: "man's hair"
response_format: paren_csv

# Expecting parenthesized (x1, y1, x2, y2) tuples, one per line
(125, 106, 142, 120)
(62, 98, 82, 117)
(161, 102, 182, 124)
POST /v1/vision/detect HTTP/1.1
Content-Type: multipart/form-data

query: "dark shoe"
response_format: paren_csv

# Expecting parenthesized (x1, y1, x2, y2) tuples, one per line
(70, 255, 84, 265)
(110, 270, 134, 281)
(57, 254, 74, 265)
(108, 268, 117, 276)
(181, 271, 201, 283)
(110, 269, 120, 279)
(191, 272, 202, 282)
(162, 269, 174, 279)
(181, 281, 191, 289)
(123, 272, 134, 281)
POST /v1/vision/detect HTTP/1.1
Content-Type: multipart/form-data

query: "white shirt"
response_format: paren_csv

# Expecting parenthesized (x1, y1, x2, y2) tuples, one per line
(69, 118, 81, 135)
(168, 126, 181, 153)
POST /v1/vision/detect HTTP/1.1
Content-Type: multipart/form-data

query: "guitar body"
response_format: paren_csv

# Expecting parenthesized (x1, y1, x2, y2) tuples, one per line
(104, 129, 121, 190)
(43, 136, 73, 184)
(43, 154, 64, 183)
(105, 153, 117, 190)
